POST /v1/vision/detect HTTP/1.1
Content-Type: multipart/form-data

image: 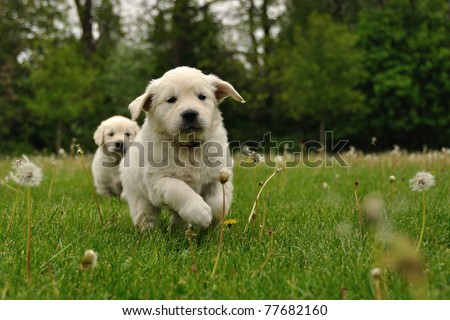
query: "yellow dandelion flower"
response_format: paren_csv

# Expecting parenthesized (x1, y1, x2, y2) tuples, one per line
(224, 219, 237, 228)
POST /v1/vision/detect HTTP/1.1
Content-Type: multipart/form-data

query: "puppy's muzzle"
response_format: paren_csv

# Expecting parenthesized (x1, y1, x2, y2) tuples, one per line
(180, 109, 202, 132)
(113, 140, 124, 152)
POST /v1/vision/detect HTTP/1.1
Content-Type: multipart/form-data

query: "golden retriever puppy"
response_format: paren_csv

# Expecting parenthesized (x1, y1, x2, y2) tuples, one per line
(120, 66, 244, 230)
(92, 115, 140, 196)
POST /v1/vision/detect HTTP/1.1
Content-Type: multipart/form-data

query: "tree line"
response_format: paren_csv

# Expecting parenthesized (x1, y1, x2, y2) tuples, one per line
(1, 0, 449, 154)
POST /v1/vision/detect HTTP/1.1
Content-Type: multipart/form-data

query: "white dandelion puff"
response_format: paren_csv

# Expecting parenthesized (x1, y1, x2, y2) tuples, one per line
(389, 175, 396, 183)
(274, 155, 285, 169)
(8, 155, 43, 187)
(242, 145, 264, 165)
(80, 249, 98, 270)
(409, 171, 435, 192)
(371, 267, 382, 280)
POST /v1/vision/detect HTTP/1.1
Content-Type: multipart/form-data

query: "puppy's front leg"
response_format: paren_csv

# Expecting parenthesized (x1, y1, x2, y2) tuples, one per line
(203, 181, 233, 226)
(152, 177, 212, 228)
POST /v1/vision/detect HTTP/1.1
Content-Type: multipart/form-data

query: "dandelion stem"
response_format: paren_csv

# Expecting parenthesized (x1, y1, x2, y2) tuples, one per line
(26, 187, 31, 286)
(416, 192, 427, 252)
(258, 195, 267, 241)
(374, 279, 382, 300)
(131, 233, 145, 257)
(211, 184, 226, 278)
(354, 184, 363, 235)
(7, 185, 21, 233)
(245, 170, 280, 233)
(188, 236, 197, 273)
(254, 231, 274, 277)
(48, 163, 56, 199)
(78, 151, 103, 224)
(47, 263, 59, 297)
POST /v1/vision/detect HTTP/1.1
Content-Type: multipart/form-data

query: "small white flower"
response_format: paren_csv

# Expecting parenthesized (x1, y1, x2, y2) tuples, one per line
(8, 155, 43, 187)
(409, 171, 435, 192)
(409, 171, 434, 192)
(322, 182, 329, 189)
(389, 175, 396, 183)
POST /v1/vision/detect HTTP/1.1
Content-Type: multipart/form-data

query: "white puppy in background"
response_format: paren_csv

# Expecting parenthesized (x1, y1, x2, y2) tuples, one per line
(120, 66, 244, 230)
(92, 115, 140, 197)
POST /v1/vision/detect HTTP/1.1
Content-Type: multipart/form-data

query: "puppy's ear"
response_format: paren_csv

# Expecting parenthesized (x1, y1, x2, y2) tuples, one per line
(129, 93, 152, 121)
(129, 80, 159, 120)
(93, 124, 104, 146)
(208, 75, 245, 104)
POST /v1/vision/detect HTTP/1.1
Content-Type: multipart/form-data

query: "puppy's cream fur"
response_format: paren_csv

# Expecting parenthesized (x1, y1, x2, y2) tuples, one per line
(92, 115, 140, 196)
(120, 67, 244, 230)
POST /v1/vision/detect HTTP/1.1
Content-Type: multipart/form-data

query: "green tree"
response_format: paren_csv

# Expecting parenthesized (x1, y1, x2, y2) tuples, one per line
(26, 41, 97, 152)
(146, 0, 239, 75)
(358, 0, 450, 149)
(0, 0, 66, 152)
(277, 12, 366, 146)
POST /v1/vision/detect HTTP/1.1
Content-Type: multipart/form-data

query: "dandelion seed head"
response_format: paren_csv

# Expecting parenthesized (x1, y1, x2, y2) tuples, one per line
(58, 148, 67, 159)
(322, 182, 329, 190)
(81, 249, 98, 270)
(363, 193, 385, 226)
(274, 155, 283, 164)
(389, 175, 396, 183)
(371, 267, 382, 280)
(390, 144, 402, 156)
(75, 144, 84, 155)
(242, 145, 264, 165)
(409, 171, 435, 192)
(219, 167, 232, 184)
(345, 146, 358, 158)
(8, 155, 43, 187)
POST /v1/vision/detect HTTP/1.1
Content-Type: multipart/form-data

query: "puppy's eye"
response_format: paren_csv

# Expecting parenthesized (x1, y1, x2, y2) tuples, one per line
(125, 132, 131, 137)
(166, 96, 177, 104)
(198, 94, 207, 101)
(108, 132, 114, 137)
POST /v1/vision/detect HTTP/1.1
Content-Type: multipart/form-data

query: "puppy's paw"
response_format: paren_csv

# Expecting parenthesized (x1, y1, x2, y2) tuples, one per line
(179, 200, 212, 228)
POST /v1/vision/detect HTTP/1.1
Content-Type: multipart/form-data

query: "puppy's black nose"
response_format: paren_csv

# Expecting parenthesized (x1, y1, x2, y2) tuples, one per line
(114, 141, 124, 150)
(181, 110, 199, 121)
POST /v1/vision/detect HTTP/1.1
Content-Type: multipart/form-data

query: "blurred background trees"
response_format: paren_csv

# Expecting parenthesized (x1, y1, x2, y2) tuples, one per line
(0, 0, 449, 154)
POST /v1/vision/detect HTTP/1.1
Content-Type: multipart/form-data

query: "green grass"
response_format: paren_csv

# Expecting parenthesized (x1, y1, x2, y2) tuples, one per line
(0, 152, 448, 299)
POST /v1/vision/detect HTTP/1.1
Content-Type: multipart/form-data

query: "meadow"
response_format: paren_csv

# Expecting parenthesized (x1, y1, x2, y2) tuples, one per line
(0, 150, 448, 300)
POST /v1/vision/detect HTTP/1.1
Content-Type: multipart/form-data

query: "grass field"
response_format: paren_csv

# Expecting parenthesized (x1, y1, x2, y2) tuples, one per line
(0, 150, 448, 300)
